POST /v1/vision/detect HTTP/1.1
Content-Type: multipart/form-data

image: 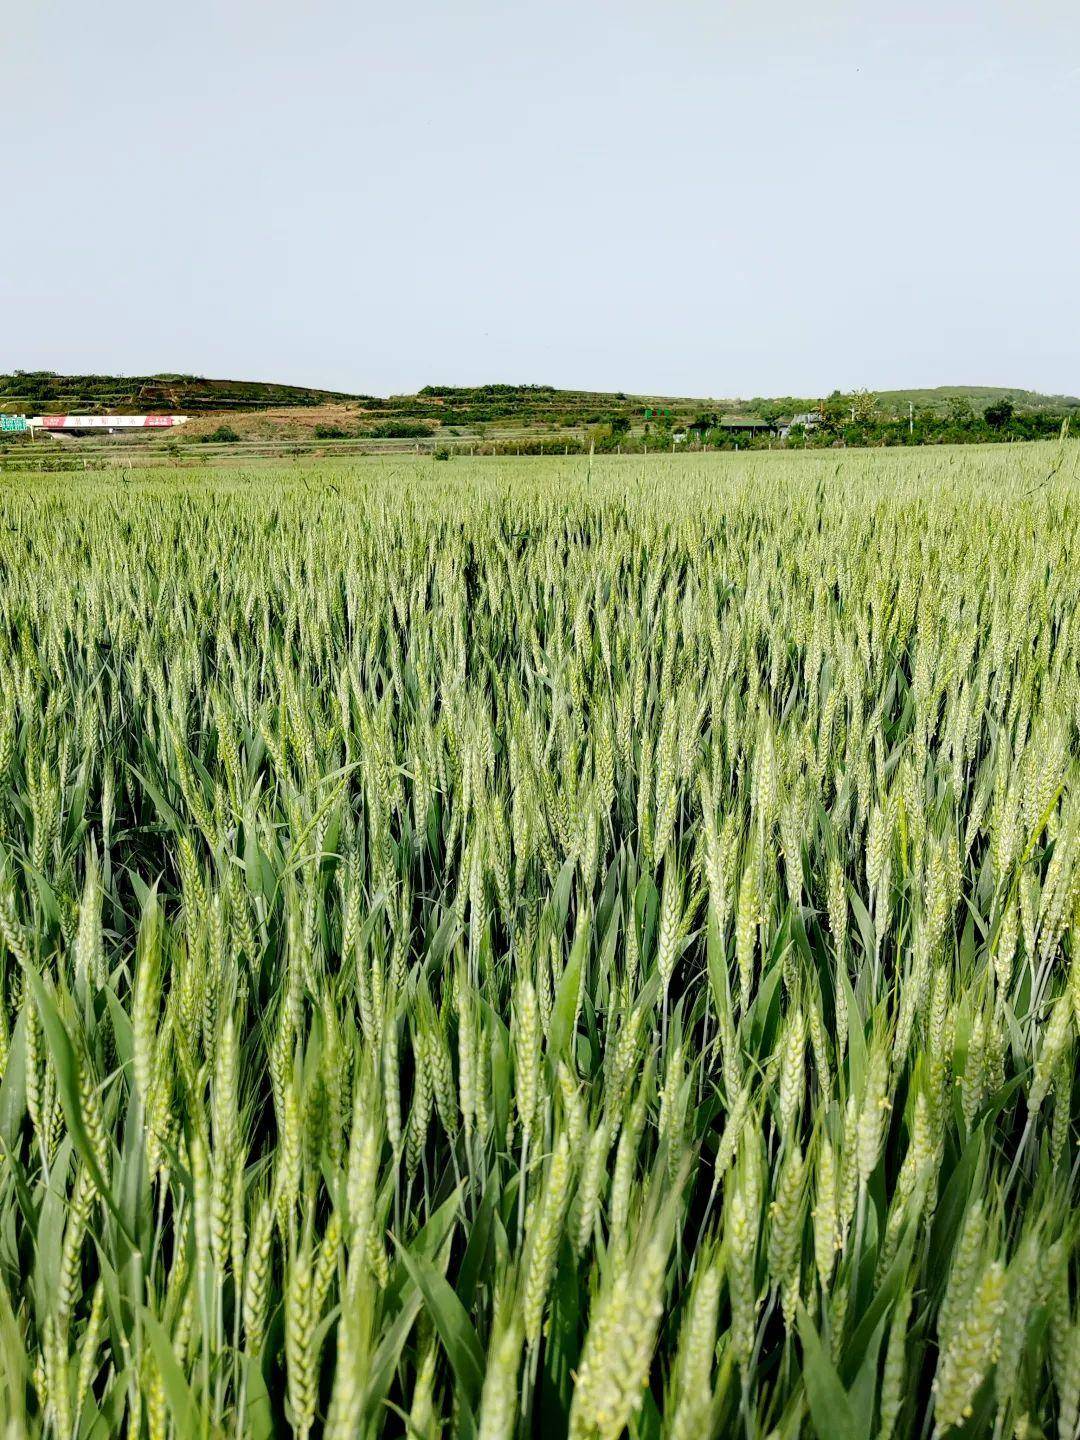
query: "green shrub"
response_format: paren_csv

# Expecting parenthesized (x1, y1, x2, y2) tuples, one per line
(365, 422, 436, 440)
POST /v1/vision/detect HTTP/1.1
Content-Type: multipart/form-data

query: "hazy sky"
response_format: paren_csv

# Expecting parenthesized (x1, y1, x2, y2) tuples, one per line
(2, 1, 1077, 399)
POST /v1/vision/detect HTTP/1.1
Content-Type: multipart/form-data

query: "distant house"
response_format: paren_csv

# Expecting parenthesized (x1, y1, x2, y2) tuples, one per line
(777, 410, 823, 441)
(675, 414, 788, 444)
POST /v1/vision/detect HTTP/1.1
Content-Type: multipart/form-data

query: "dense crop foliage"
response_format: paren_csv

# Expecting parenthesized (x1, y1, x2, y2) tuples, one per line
(0, 447, 1078, 1439)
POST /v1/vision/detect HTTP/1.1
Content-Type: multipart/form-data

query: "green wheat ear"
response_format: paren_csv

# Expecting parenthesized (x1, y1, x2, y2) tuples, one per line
(0, 442, 1076, 1437)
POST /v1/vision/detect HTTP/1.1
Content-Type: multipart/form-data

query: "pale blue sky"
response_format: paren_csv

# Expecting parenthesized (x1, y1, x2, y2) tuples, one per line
(2, 1, 1077, 399)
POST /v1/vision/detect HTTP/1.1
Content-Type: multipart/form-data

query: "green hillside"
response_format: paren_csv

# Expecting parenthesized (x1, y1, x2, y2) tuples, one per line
(2, 372, 1077, 425)
(0, 371, 361, 414)
(873, 385, 1080, 415)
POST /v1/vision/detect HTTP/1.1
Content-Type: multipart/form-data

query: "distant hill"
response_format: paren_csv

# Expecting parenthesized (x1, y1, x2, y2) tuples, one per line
(873, 385, 1080, 415)
(1, 372, 1076, 430)
(0, 371, 361, 414)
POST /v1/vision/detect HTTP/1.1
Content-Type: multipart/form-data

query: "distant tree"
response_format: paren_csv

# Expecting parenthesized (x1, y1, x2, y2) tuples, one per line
(820, 393, 849, 434)
(984, 398, 1015, 429)
(848, 389, 877, 424)
(946, 397, 975, 428)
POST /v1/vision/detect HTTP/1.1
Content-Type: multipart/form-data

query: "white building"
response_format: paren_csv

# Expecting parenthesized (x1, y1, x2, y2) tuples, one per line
(27, 415, 189, 435)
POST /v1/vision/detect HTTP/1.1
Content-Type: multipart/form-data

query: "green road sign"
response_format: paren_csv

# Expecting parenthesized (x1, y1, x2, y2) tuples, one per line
(0, 416, 28, 433)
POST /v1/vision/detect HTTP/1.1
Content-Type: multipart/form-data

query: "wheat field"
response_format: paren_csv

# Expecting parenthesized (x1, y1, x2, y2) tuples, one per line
(0, 445, 1078, 1439)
